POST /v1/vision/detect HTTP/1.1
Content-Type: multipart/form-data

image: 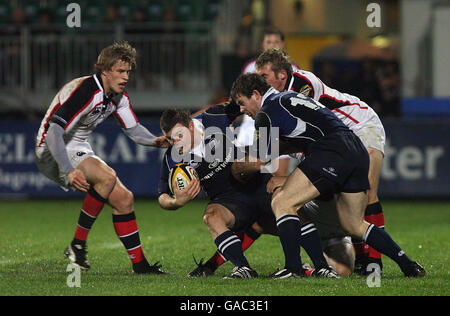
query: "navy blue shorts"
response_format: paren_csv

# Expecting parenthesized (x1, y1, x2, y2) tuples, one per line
(208, 178, 273, 232)
(298, 131, 370, 194)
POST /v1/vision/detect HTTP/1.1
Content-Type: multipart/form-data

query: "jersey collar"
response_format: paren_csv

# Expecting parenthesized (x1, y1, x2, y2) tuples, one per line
(284, 74, 294, 91)
(93, 73, 104, 93)
(94, 72, 118, 104)
(261, 87, 278, 106)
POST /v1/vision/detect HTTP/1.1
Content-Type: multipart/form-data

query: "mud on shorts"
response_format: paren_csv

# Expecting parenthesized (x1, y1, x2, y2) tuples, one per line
(352, 114, 386, 155)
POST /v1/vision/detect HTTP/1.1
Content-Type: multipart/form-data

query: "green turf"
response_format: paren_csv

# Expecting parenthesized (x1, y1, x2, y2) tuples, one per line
(0, 199, 448, 296)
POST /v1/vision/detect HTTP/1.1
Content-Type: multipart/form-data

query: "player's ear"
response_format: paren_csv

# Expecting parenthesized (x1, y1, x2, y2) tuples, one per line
(252, 89, 261, 99)
(279, 70, 287, 81)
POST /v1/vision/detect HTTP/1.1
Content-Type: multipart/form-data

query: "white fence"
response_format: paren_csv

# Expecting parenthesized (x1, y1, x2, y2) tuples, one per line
(0, 23, 219, 111)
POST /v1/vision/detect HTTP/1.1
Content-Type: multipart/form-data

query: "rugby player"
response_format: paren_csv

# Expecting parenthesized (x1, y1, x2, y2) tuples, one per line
(237, 27, 300, 177)
(255, 48, 387, 273)
(241, 26, 300, 75)
(157, 103, 337, 278)
(230, 73, 425, 278)
(35, 42, 167, 274)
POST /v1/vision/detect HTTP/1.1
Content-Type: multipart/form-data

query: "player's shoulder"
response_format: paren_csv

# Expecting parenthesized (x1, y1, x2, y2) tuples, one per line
(242, 59, 256, 74)
(162, 147, 177, 168)
(258, 91, 290, 126)
(58, 75, 100, 105)
(292, 69, 319, 83)
(292, 63, 302, 73)
(269, 89, 298, 105)
(279, 89, 319, 107)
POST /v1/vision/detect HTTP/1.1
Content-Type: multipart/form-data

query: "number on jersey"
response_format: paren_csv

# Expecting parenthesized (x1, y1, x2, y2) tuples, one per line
(289, 94, 324, 111)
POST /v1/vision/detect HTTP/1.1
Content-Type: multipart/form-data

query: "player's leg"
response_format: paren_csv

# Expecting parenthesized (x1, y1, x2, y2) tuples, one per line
(203, 203, 256, 277)
(354, 148, 386, 274)
(297, 206, 338, 276)
(188, 225, 261, 277)
(364, 147, 385, 266)
(64, 156, 116, 269)
(107, 177, 165, 274)
(335, 192, 425, 277)
(270, 168, 321, 277)
(353, 122, 386, 273)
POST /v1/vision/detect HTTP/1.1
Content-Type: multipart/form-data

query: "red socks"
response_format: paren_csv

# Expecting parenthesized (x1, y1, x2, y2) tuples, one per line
(113, 212, 145, 264)
(74, 188, 106, 242)
(73, 189, 146, 265)
(364, 201, 385, 260)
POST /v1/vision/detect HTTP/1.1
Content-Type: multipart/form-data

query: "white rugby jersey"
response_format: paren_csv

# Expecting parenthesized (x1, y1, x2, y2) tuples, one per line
(238, 59, 301, 146)
(285, 70, 379, 132)
(36, 73, 138, 148)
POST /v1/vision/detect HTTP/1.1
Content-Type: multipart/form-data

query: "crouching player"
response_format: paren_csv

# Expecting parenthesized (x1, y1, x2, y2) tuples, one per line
(157, 103, 337, 278)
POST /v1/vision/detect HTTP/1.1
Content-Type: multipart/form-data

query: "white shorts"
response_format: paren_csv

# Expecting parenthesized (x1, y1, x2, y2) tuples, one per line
(352, 114, 386, 155)
(35, 141, 98, 190)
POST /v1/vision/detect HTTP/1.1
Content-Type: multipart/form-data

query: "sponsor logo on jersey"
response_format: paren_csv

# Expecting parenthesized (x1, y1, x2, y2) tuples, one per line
(299, 84, 312, 97)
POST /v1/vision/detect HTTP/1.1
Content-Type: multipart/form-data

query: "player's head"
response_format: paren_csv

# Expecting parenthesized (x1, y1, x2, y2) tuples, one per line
(256, 48, 293, 91)
(94, 41, 137, 94)
(261, 26, 285, 51)
(160, 109, 195, 154)
(231, 73, 271, 119)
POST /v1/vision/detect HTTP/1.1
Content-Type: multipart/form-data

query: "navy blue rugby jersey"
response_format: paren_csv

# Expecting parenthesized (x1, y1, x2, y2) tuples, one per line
(158, 101, 268, 199)
(255, 88, 349, 157)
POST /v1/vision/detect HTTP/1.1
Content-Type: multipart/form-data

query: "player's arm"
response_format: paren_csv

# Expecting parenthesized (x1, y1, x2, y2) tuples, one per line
(195, 99, 242, 126)
(231, 154, 265, 183)
(231, 111, 275, 182)
(122, 123, 169, 148)
(266, 176, 288, 194)
(46, 78, 101, 192)
(157, 153, 200, 210)
(45, 122, 90, 192)
(115, 94, 169, 148)
(158, 179, 201, 210)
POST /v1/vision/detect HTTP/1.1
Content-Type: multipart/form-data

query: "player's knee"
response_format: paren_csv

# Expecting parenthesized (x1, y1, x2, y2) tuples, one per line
(203, 208, 220, 228)
(342, 221, 367, 240)
(124, 189, 134, 209)
(366, 189, 379, 205)
(113, 187, 134, 214)
(271, 191, 297, 217)
(100, 168, 117, 191)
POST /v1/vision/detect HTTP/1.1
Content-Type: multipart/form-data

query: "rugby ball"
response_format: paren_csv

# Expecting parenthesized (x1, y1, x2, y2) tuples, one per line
(168, 163, 199, 194)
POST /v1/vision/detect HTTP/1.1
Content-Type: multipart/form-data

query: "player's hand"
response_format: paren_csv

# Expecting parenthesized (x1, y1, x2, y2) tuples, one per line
(67, 169, 90, 193)
(154, 136, 170, 148)
(266, 176, 287, 194)
(173, 178, 201, 207)
(231, 160, 260, 183)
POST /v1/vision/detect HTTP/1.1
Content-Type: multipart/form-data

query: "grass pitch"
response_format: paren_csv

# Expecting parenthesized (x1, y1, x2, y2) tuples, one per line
(0, 199, 448, 296)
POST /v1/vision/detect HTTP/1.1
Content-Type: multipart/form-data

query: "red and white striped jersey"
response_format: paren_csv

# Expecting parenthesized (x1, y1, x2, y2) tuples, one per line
(36, 73, 138, 148)
(285, 70, 380, 132)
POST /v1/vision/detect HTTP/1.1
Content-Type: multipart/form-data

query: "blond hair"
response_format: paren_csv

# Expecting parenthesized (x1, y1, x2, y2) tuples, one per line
(256, 48, 293, 77)
(94, 41, 137, 72)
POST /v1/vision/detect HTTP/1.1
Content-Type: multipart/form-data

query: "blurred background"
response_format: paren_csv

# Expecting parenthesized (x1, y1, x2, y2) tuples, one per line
(0, 0, 449, 199)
